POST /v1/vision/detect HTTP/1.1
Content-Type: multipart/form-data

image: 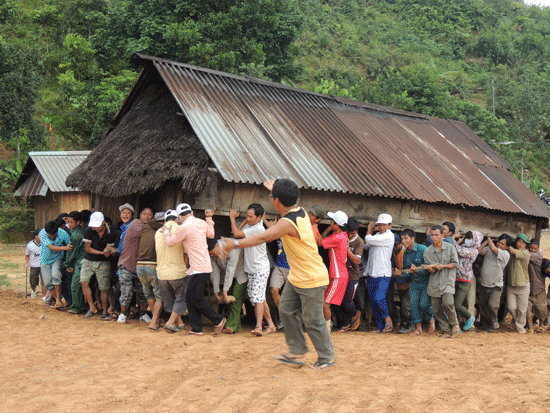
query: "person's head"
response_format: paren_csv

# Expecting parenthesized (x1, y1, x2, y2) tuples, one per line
(529, 239, 540, 253)
(44, 220, 58, 240)
(328, 210, 348, 232)
(393, 233, 402, 252)
(80, 210, 92, 227)
(164, 209, 178, 222)
(57, 212, 69, 224)
(271, 179, 300, 207)
(55, 217, 66, 229)
(376, 213, 392, 233)
(246, 203, 264, 226)
(347, 217, 360, 239)
(208, 238, 221, 257)
(89, 211, 106, 232)
(139, 207, 154, 224)
(400, 228, 416, 250)
(308, 204, 326, 225)
(430, 225, 444, 245)
(175, 203, 193, 223)
(67, 211, 81, 231)
(497, 234, 513, 250)
(119, 203, 134, 225)
(515, 233, 530, 250)
(104, 216, 112, 230)
(442, 221, 455, 237)
(462, 231, 473, 246)
(33, 229, 40, 243)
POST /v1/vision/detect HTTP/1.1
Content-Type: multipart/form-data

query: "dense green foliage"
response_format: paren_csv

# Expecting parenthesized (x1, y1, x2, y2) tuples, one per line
(1, 0, 550, 217)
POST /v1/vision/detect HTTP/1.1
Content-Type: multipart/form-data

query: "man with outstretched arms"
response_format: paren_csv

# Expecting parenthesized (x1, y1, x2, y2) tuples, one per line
(222, 179, 335, 370)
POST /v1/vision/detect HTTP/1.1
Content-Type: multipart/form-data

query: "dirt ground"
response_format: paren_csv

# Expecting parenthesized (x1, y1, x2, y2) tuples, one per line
(2, 233, 550, 413)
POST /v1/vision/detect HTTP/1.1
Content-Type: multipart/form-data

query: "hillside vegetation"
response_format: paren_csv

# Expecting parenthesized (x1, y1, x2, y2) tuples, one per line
(1, 0, 550, 212)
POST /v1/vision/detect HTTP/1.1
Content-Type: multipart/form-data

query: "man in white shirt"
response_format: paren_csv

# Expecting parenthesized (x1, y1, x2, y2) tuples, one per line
(364, 213, 395, 332)
(229, 203, 276, 336)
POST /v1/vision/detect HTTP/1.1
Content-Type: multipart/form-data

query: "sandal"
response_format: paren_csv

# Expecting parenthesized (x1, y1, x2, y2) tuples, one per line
(213, 317, 226, 336)
(274, 354, 305, 366)
(251, 328, 264, 337)
(83, 310, 98, 319)
(185, 330, 204, 336)
(263, 326, 277, 335)
(311, 360, 336, 370)
(338, 325, 351, 333)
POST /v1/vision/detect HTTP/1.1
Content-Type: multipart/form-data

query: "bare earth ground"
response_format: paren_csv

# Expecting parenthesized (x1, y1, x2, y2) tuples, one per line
(2, 234, 550, 413)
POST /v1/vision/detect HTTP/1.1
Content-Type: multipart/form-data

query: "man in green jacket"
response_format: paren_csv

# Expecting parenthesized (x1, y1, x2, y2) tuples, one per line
(65, 211, 87, 314)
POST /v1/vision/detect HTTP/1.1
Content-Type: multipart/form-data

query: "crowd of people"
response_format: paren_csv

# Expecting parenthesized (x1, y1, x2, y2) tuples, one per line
(24, 178, 550, 369)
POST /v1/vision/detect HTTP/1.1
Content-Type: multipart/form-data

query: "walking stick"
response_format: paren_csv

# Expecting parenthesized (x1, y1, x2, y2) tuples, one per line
(25, 267, 28, 299)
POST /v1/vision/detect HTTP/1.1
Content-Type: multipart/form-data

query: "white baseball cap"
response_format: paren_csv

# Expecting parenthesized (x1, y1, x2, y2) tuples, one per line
(175, 203, 192, 216)
(327, 210, 348, 227)
(376, 213, 392, 224)
(118, 203, 135, 213)
(89, 211, 105, 228)
(164, 209, 177, 220)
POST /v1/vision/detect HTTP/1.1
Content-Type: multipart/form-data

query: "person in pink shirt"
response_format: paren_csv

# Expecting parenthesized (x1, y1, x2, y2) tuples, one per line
(163, 203, 226, 336)
(319, 210, 349, 331)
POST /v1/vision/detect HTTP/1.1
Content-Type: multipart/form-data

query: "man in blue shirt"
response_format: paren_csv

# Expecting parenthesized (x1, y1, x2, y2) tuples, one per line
(39, 220, 72, 308)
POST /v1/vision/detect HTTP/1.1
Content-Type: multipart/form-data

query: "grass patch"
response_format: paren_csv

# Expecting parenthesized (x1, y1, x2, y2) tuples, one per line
(0, 274, 10, 287)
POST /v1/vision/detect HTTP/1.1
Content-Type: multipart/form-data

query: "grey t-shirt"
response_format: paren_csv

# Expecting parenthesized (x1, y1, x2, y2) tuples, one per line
(479, 246, 510, 288)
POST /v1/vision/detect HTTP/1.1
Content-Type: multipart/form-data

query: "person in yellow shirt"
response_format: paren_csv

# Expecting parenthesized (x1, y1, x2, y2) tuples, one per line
(222, 179, 335, 370)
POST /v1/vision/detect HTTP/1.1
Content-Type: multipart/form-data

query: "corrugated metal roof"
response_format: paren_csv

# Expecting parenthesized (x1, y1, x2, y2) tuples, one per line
(14, 151, 91, 196)
(133, 54, 550, 219)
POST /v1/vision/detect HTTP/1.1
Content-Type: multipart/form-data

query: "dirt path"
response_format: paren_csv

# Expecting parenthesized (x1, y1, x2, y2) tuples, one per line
(2, 234, 550, 412)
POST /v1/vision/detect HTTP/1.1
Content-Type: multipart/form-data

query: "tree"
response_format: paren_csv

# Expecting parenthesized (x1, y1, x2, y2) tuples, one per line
(92, 0, 304, 81)
(0, 42, 44, 150)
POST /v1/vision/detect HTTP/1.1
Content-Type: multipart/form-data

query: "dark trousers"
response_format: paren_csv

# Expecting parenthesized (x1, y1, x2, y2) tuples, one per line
(186, 272, 223, 333)
(478, 285, 502, 329)
(334, 279, 358, 327)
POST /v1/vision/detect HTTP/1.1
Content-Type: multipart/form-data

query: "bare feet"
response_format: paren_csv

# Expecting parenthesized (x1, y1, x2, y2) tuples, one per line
(427, 318, 436, 334)
(409, 329, 422, 336)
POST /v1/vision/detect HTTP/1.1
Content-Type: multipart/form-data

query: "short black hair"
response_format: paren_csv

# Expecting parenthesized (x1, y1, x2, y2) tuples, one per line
(68, 211, 81, 222)
(464, 231, 473, 239)
(166, 215, 177, 222)
(44, 220, 58, 235)
(57, 212, 69, 219)
(400, 228, 416, 239)
(55, 217, 66, 229)
(498, 234, 514, 247)
(104, 216, 112, 226)
(431, 224, 444, 234)
(80, 210, 92, 225)
(347, 217, 360, 233)
(141, 206, 155, 215)
(442, 221, 455, 234)
(33, 229, 40, 236)
(247, 203, 264, 217)
(271, 179, 300, 207)
(530, 238, 540, 246)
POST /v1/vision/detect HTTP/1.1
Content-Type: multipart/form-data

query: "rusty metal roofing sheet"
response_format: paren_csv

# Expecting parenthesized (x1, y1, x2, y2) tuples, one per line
(133, 54, 550, 219)
(13, 169, 48, 197)
(14, 151, 91, 196)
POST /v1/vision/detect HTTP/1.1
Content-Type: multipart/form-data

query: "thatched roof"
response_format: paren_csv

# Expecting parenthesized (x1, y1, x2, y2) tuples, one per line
(66, 80, 210, 197)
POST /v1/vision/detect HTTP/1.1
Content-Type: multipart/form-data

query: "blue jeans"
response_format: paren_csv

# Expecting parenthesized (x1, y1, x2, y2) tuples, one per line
(41, 260, 62, 290)
(367, 276, 391, 330)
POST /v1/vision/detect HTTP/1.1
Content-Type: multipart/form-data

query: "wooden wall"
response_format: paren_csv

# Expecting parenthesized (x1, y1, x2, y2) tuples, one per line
(32, 191, 91, 228)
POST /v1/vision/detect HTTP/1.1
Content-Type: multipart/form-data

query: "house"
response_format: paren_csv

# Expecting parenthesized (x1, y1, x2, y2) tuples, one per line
(14, 151, 92, 228)
(66, 54, 550, 238)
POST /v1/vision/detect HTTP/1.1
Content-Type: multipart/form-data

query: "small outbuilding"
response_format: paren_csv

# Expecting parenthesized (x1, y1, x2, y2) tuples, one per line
(66, 54, 550, 238)
(14, 151, 91, 228)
